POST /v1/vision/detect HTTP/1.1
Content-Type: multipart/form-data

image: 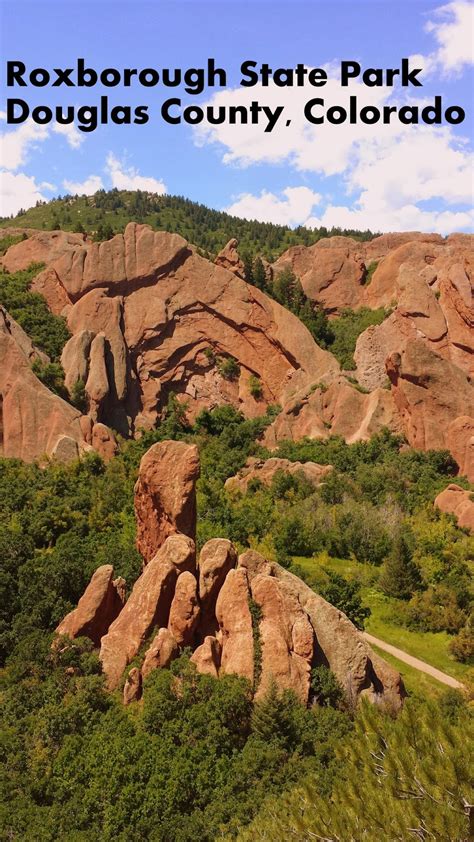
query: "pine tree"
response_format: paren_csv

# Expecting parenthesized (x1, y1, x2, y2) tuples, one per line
(252, 257, 267, 290)
(238, 700, 474, 841)
(379, 534, 422, 600)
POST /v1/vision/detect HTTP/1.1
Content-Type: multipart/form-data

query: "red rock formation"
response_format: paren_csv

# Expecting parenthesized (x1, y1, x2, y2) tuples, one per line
(273, 236, 366, 313)
(198, 539, 237, 636)
(215, 568, 254, 685)
(263, 378, 403, 448)
(99, 534, 194, 690)
(134, 440, 200, 563)
(168, 571, 200, 647)
(54, 564, 124, 646)
(215, 238, 245, 279)
(0, 307, 85, 462)
(142, 627, 178, 678)
(123, 667, 142, 705)
(271, 563, 404, 708)
(386, 341, 474, 453)
(251, 573, 314, 703)
(225, 457, 332, 494)
(434, 484, 474, 533)
(446, 417, 474, 482)
(190, 636, 221, 678)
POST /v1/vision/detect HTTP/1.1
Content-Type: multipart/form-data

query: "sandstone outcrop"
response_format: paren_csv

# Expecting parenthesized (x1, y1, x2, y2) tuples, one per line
(168, 571, 200, 647)
(190, 636, 221, 678)
(434, 484, 474, 533)
(0, 306, 85, 462)
(446, 417, 474, 483)
(134, 440, 200, 563)
(54, 564, 125, 646)
(215, 238, 245, 279)
(198, 539, 237, 636)
(251, 573, 314, 703)
(225, 456, 332, 494)
(55, 441, 404, 710)
(263, 378, 403, 447)
(142, 628, 179, 678)
(215, 568, 254, 685)
(386, 341, 474, 454)
(2, 223, 340, 441)
(99, 534, 194, 689)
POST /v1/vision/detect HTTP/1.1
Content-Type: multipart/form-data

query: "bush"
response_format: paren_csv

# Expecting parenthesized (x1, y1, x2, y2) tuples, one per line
(329, 307, 388, 370)
(31, 360, 68, 400)
(217, 356, 240, 380)
(449, 626, 474, 663)
(249, 374, 263, 399)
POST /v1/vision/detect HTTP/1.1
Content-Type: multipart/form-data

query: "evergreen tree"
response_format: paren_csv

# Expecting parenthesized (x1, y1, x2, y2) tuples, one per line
(379, 534, 423, 600)
(238, 700, 474, 841)
(252, 257, 267, 290)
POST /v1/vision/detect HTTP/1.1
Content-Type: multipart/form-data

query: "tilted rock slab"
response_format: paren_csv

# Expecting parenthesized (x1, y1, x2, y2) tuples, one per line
(100, 534, 195, 690)
(190, 636, 222, 678)
(215, 568, 254, 685)
(142, 628, 179, 679)
(251, 573, 314, 703)
(54, 564, 124, 646)
(134, 440, 200, 563)
(168, 571, 200, 648)
(198, 538, 237, 637)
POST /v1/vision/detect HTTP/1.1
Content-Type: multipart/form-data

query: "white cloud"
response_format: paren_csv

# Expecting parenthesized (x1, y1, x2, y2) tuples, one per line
(0, 170, 47, 217)
(0, 113, 83, 172)
(52, 121, 84, 149)
(105, 153, 167, 194)
(225, 186, 321, 226)
(0, 119, 49, 171)
(305, 203, 474, 235)
(425, 1, 474, 74)
(63, 174, 104, 195)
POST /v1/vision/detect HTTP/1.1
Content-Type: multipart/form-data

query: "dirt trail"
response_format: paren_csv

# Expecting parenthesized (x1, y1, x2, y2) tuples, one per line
(363, 632, 465, 690)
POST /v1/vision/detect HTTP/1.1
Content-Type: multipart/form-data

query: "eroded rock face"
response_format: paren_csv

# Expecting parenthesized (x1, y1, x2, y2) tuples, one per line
(198, 539, 237, 636)
(142, 628, 178, 678)
(190, 636, 221, 678)
(2, 223, 340, 441)
(99, 534, 194, 689)
(134, 440, 200, 563)
(0, 307, 85, 462)
(446, 417, 474, 483)
(225, 457, 332, 494)
(251, 573, 314, 703)
(435, 484, 474, 533)
(54, 564, 125, 646)
(168, 571, 200, 647)
(215, 238, 245, 279)
(215, 568, 254, 685)
(386, 341, 474, 453)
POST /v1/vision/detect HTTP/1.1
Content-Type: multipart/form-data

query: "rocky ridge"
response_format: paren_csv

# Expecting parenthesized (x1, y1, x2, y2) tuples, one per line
(1, 224, 472, 479)
(54, 439, 405, 710)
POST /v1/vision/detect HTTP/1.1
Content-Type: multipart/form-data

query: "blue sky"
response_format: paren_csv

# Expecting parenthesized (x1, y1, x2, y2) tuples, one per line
(1, 0, 473, 233)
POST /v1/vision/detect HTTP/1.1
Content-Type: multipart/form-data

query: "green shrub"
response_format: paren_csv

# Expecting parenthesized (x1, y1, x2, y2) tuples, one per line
(217, 355, 240, 380)
(249, 374, 263, 399)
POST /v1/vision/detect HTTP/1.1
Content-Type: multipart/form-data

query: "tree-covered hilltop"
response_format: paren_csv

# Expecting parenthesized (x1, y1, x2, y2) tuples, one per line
(1, 189, 376, 261)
